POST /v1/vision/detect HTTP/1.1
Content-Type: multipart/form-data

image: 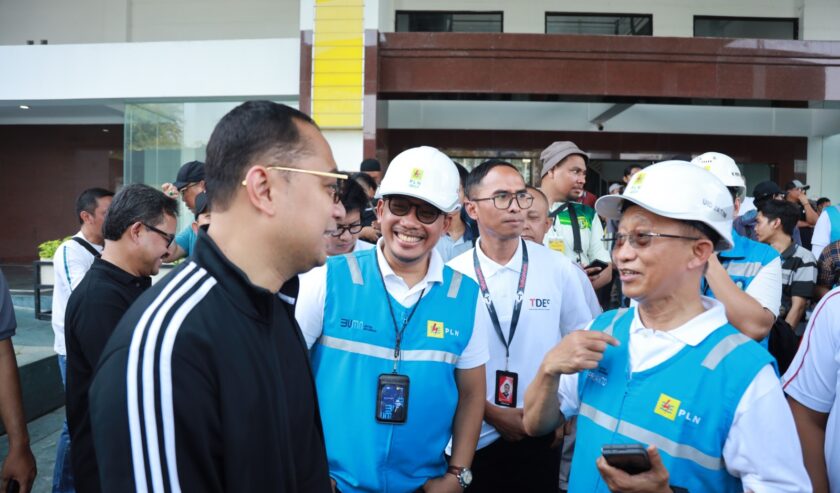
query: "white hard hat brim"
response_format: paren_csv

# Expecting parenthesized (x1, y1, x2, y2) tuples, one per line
(595, 194, 734, 251)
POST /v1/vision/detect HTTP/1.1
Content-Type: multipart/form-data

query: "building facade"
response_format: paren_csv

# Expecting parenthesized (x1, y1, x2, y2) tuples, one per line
(1, 0, 840, 260)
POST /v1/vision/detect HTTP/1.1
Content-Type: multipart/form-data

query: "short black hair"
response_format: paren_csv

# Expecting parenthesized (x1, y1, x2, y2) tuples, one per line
(817, 197, 831, 207)
(205, 100, 317, 210)
(351, 172, 377, 194)
(623, 164, 643, 177)
(453, 162, 469, 190)
(103, 184, 179, 241)
(75, 187, 114, 224)
(340, 177, 369, 216)
(465, 159, 520, 199)
(759, 199, 799, 236)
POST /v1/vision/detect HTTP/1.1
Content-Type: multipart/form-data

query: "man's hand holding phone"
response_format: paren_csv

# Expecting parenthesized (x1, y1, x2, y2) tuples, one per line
(596, 444, 673, 493)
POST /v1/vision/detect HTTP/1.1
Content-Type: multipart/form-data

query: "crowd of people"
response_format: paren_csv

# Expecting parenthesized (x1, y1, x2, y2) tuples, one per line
(1, 99, 839, 493)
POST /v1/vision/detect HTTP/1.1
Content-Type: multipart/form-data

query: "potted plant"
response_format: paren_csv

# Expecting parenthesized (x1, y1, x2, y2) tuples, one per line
(36, 237, 70, 285)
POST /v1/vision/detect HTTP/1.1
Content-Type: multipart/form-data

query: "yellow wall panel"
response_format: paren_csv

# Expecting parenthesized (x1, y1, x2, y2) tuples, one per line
(314, 33, 363, 48)
(314, 71, 363, 86)
(313, 45, 363, 60)
(314, 113, 364, 128)
(311, 0, 364, 129)
(312, 100, 363, 114)
(315, 0, 363, 7)
(313, 86, 364, 101)
(314, 19, 363, 34)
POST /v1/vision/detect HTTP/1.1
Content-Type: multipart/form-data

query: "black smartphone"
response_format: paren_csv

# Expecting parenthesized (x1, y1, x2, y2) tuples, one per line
(6, 479, 20, 493)
(586, 259, 609, 271)
(601, 444, 652, 475)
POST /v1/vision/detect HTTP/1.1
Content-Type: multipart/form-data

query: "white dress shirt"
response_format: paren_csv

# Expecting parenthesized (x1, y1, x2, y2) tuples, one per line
(448, 238, 594, 448)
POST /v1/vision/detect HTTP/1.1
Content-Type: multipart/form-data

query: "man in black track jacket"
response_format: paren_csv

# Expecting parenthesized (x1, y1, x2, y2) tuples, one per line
(88, 101, 346, 492)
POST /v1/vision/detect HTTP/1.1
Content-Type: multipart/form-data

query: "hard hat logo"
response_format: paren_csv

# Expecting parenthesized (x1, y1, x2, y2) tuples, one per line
(627, 171, 646, 194)
(409, 168, 424, 188)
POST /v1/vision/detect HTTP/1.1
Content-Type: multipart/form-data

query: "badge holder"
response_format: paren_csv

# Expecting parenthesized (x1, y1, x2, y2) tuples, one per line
(494, 370, 518, 407)
(376, 373, 410, 423)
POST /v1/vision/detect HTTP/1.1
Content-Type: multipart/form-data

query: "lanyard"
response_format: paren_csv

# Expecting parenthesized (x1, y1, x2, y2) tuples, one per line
(376, 261, 426, 373)
(473, 238, 529, 370)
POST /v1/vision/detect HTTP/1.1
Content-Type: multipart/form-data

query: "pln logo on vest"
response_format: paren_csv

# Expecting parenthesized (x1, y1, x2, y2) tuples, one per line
(427, 321, 445, 338)
(654, 393, 702, 425)
(427, 320, 460, 339)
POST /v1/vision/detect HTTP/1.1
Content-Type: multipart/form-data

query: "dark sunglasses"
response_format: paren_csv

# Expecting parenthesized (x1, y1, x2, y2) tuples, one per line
(386, 197, 443, 224)
(142, 223, 176, 248)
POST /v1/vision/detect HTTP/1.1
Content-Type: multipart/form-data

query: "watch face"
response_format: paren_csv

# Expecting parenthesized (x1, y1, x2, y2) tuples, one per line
(461, 469, 473, 485)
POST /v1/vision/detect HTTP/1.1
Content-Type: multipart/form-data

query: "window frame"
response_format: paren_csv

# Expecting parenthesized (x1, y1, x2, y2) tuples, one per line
(394, 10, 504, 33)
(693, 15, 799, 40)
(544, 12, 653, 36)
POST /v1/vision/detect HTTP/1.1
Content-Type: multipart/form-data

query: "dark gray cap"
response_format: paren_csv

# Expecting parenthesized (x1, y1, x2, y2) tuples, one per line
(540, 141, 589, 177)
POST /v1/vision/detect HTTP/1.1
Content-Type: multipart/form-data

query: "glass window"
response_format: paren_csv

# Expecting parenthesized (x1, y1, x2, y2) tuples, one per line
(395, 11, 503, 33)
(694, 17, 798, 40)
(124, 100, 296, 231)
(546, 13, 652, 36)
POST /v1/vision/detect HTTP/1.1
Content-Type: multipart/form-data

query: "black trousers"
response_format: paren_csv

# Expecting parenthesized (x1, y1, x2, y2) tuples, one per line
(468, 432, 560, 492)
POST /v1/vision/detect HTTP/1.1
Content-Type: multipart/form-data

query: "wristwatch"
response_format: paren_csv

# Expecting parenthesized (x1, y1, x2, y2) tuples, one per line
(446, 466, 473, 488)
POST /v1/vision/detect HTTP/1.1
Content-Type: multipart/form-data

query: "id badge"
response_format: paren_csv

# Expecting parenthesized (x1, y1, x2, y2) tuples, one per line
(494, 370, 518, 407)
(376, 373, 410, 423)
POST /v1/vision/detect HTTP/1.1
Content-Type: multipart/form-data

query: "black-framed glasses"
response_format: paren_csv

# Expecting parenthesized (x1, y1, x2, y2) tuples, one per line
(386, 197, 443, 224)
(470, 191, 534, 210)
(603, 231, 701, 250)
(142, 223, 176, 248)
(331, 222, 363, 237)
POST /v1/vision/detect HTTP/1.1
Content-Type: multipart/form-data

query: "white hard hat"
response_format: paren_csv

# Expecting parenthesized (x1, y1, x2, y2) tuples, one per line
(595, 160, 734, 251)
(689, 152, 746, 196)
(376, 146, 461, 213)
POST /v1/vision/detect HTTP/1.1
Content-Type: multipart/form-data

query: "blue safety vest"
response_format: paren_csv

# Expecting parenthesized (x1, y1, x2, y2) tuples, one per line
(826, 206, 840, 245)
(569, 308, 773, 492)
(703, 228, 780, 348)
(310, 248, 479, 493)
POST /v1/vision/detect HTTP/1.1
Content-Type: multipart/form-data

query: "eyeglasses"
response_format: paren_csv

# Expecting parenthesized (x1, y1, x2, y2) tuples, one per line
(386, 197, 443, 224)
(470, 191, 534, 210)
(240, 166, 348, 204)
(178, 182, 199, 195)
(331, 222, 363, 237)
(142, 223, 176, 248)
(603, 231, 701, 250)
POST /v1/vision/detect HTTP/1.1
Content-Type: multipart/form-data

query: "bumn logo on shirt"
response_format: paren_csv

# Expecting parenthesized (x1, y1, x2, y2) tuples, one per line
(427, 320, 444, 338)
(654, 393, 681, 421)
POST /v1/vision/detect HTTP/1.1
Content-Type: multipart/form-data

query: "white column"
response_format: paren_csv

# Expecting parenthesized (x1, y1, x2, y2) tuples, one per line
(807, 135, 840, 201)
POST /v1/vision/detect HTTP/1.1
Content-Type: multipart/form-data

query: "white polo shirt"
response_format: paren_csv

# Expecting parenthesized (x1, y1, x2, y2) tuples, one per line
(295, 240, 489, 370)
(448, 238, 594, 449)
(51, 231, 103, 355)
(558, 298, 811, 492)
(783, 286, 840, 493)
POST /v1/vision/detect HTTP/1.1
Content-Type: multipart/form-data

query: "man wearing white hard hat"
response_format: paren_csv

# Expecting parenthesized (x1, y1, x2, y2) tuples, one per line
(523, 161, 810, 492)
(296, 146, 488, 493)
(690, 152, 782, 350)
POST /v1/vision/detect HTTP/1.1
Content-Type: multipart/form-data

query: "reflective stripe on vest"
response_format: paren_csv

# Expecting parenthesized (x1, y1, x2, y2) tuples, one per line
(701, 332, 751, 370)
(319, 335, 459, 365)
(579, 403, 725, 471)
(723, 261, 764, 279)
